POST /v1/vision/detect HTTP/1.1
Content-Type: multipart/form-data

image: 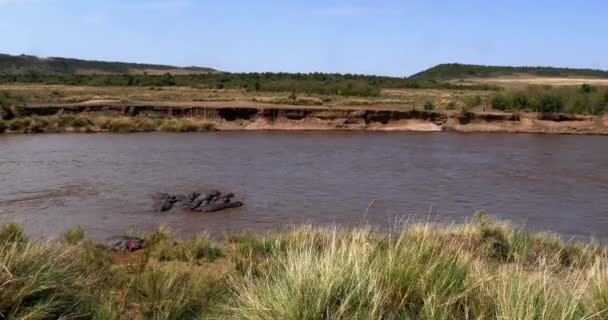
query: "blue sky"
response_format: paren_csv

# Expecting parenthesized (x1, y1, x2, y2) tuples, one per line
(1, 0, 607, 76)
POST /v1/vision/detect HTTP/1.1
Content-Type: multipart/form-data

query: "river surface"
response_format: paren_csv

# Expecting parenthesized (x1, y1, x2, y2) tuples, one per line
(0, 132, 607, 241)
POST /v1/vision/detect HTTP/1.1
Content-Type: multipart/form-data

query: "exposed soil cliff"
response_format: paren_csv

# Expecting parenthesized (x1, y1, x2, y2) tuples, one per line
(3, 102, 608, 135)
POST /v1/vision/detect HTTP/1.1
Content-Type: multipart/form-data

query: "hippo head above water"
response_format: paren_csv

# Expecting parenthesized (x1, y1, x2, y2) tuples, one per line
(127, 238, 145, 251)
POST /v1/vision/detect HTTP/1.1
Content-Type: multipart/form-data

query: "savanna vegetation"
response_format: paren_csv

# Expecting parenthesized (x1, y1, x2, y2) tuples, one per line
(2, 213, 608, 319)
(0, 54, 500, 96)
(411, 63, 608, 80)
(490, 84, 608, 115)
(0, 84, 494, 111)
(2, 54, 608, 118)
(0, 72, 501, 97)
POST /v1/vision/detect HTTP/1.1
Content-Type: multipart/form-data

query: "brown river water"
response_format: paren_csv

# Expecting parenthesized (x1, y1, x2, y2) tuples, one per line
(0, 132, 607, 241)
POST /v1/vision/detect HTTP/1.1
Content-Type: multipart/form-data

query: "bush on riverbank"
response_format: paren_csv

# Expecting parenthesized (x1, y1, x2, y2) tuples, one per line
(2, 214, 608, 319)
(491, 84, 608, 115)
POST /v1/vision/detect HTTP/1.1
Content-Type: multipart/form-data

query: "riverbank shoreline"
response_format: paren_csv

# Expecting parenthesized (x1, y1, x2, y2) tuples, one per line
(2, 214, 608, 319)
(2, 101, 607, 135)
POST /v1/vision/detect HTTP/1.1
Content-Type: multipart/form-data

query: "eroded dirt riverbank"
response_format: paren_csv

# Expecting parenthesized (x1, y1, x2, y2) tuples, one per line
(2, 101, 608, 135)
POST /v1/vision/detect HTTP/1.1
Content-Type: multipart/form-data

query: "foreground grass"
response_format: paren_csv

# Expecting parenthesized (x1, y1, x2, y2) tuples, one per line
(2, 213, 608, 319)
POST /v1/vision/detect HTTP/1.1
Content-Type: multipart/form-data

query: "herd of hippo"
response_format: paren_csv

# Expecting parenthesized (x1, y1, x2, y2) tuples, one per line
(154, 190, 244, 213)
(100, 190, 244, 252)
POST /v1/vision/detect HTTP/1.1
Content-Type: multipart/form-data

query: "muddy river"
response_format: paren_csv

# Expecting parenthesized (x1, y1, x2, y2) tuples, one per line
(0, 132, 606, 241)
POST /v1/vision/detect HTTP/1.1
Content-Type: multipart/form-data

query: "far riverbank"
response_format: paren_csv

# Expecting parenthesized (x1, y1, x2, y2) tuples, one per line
(1, 101, 607, 135)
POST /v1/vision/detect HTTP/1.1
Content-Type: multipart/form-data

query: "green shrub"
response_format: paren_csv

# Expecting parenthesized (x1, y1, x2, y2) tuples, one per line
(464, 95, 482, 108)
(537, 94, 565, 113)
(0, 120, 5, 133)
(423, 101, 436, 110)
(491, 94, 511, 111)
(512, 93, 531, 110)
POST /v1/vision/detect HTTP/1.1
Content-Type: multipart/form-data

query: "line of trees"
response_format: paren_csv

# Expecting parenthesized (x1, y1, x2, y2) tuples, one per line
(411, 63, 608, 80)
(0, 73, 500, 97)
(491, 84, 608, 115)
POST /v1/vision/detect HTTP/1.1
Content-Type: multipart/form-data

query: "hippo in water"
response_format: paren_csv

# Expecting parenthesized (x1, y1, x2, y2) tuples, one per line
(188, 190, 222, 210)
(154, 193, 176, 212)
(217, 193, 235, 203)
(105, 236, 145, 252)
(188, 192, 201, 202)
(198, 201, 244, 213)
(154, 190, 243, 213)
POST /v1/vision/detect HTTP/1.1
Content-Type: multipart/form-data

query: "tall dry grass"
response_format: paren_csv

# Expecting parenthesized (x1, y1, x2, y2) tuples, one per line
(2, 214, 608, 319)
(226, 213, 608, 320)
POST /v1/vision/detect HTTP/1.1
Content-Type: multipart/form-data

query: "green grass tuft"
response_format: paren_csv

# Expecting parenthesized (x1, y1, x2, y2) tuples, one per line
(62, 225, 86, 245)
(149, 234, 222, 263)
(0, 223, 26, 243)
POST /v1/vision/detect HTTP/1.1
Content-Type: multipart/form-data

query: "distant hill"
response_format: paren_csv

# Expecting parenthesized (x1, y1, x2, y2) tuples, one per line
(0, 53, 219, 75)
(410, 63, 608, 80)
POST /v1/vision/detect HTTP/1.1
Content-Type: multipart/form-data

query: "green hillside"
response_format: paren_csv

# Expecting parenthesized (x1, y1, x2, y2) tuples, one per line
(410, 63, 608, 80)
(0, 53, 218, 75)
